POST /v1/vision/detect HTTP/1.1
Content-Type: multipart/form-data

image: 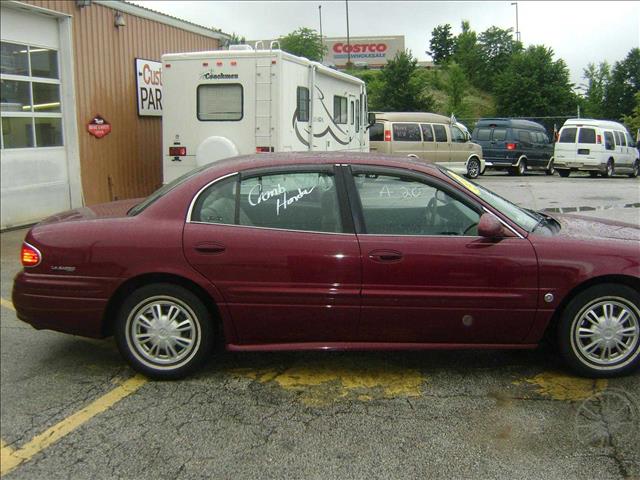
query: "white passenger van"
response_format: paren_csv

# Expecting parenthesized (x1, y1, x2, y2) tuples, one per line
(554, 119, 639, 178)
(162, 43, 369, 183)
(368, 112, 485, 178)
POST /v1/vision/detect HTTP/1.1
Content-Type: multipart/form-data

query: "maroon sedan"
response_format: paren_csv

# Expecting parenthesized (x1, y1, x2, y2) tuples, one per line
(12, 153, 640, 379)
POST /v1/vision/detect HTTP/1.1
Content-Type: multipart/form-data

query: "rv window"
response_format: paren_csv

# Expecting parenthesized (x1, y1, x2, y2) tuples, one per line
(578, 128, 596, 144)
(433, 124, 447, 142)
(197, 84, 243, 121)
(334, 96, 347, 124)
(296, 87, 310, 122)
(356, 100, 360, 132)
(369, 123, 384, 141)
(421, 124, 434, 142)
(393, 123, 421, 142)
(350, 101, 355, 125)
(558, 128, 577, 143)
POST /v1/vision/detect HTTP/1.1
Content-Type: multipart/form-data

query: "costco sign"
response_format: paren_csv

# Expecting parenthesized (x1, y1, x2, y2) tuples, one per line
(324, 35, 404, 67)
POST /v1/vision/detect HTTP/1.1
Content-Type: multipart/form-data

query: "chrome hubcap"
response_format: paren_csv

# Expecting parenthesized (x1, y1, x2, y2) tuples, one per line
(468, 161, 479, 177)
(573, 299, 640, 367)
(128, 297, 198, 366)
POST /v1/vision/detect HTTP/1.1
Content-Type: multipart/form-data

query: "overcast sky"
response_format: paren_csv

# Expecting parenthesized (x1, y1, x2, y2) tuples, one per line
(133, 1, 639, 85)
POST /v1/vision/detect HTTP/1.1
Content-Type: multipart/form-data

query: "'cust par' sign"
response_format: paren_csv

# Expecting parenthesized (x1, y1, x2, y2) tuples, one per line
(135, 58, 162, 116)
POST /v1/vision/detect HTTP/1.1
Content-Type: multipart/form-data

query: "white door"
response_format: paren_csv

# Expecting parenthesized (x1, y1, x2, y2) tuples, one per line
(1, 6, 77, 229)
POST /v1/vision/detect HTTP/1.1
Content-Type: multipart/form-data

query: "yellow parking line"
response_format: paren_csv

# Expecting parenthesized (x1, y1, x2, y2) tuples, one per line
(0, 375, 147, 476)
(0, 298, 15, 311)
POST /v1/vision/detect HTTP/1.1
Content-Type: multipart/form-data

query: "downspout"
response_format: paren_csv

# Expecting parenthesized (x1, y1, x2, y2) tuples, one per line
(308, 64, 316, 151)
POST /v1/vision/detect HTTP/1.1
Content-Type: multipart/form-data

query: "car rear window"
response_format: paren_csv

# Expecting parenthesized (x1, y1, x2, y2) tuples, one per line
(578, 128, 596, 144)
(369, 122, 384, 141)
(558, 128, 577, 143)
(393, 123, 421, 142)
(493, 128, 507, 141)
(474, 128, 491, 141)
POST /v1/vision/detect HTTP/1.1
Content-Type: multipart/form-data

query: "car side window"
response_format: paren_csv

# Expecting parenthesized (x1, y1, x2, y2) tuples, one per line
(604, 131, 615, 150)
(393, 123, 421, 142)
(353, 172, 480, 236)
(475, 128, 491, 141)
(518, 130, 531, 143)
(421, 124, 434, 142)
(433, 124, 448, 142)
(191, 175, 238, 224)
(451, 126, 466, 143)
(239, 172, 343, 233)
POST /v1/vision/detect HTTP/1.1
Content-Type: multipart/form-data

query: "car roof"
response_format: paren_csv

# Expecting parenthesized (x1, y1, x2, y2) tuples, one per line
(475, 118, 546, 130)
(372, 112, 451, 124)
(561, 118, 628, 130)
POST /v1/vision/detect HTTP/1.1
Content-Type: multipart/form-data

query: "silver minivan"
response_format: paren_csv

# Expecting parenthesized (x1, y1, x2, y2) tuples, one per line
(368, 112, 485, 178)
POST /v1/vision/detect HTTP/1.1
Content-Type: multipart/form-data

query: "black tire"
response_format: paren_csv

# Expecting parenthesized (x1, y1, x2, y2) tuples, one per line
(115, 283, 214, 379)
(603, 159, 615, 178)
(558, 283, 640, 378)
(558, 169, 571, 178)
(629, 160, 639, 178)
(589, 171, 599, 178)
(466, 158, 481, 179)
(516, 159, 526, 176)
(545, 159, 555, 176)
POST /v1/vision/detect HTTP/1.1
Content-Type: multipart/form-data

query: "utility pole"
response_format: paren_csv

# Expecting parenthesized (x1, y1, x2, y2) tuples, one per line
(511, 2, 521, 42)
(319, 5, 323, 62)
(345, 0, 351, 67)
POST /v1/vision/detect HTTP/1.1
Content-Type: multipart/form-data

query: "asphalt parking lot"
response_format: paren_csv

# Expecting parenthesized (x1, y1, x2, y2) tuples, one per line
(1, 172, 639, 479)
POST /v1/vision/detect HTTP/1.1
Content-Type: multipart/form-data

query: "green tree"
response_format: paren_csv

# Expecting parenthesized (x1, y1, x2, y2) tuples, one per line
(226, 32, 246, 47)
(476, 26, 521, 91)
(444, 62, 471, 118)
(603, 48, 640, 121)
(452, 21, 482, 85)
(622, 91, 640, 137)
(278, 27, 326, 62)
(493, 45, 577, 119)
(427, 24, 455, 65)
(378, 50, 435, 111)
(582, 62, 610, 118)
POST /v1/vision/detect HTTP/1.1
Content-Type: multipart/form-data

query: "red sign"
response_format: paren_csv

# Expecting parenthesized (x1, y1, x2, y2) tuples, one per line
(332, 42, 388, 53)
(87, 115, 111, 138)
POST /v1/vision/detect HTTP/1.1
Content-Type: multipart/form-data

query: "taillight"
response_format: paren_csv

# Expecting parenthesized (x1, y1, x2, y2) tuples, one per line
(169, 146, 186, 156)
(256, 146, 274, 153)
(384, 130, 391, 142)
(597, 134, 602, 144)
(506, 143, 516, 150)
(21, 242, 41, 267)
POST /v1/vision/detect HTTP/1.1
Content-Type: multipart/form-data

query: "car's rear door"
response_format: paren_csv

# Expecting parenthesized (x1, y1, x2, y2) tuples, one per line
(345, 165, 539, 344)
(183, 166, 361, 345)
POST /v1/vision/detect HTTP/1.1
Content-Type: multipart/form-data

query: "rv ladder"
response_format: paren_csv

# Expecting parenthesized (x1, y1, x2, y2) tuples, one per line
(255, 60, 274, 149)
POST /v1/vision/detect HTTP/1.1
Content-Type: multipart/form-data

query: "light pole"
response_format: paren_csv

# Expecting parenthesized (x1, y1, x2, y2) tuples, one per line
(345, 0, 351, 67)
(511, 2, 520, 42)
(319, 5, 323, 62)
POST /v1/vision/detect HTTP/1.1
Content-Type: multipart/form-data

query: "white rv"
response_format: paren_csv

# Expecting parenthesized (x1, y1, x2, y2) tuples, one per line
(162, 44, 369, 183)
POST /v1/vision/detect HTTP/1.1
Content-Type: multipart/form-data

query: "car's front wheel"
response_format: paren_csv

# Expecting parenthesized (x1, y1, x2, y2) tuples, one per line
(558, 169, 570, 178)
(629, 160, 639, 178)
(558, 283, 640, 378)
(115, 283, 214, 379)
(466, 158, 481, 179)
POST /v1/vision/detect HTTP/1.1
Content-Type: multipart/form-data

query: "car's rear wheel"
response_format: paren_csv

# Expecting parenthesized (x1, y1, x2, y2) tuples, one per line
(603, 159, 615, 178)
(558, 283, 640, 378)
(558, 169, 570, 178)
(466, 158, 481, 179)
(515, 159, 526, 176)
(629, 160, 639, 178)
(545, 159, 555, 176)
(115, 283, 213, 379)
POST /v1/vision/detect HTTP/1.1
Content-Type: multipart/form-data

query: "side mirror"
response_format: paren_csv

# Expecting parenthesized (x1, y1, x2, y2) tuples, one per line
(368, 112, 376, 126)
(477, 213, 504, 238)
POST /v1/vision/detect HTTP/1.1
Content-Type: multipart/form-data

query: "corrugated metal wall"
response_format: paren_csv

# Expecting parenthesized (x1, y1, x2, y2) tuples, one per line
(24, 1, 220, 204)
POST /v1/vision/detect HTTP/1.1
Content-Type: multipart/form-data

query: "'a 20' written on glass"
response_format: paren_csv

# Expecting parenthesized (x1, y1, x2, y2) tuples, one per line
(247, 183, 316, 216)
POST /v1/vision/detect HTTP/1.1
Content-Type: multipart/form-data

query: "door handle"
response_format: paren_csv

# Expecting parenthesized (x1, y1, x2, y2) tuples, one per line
(368, 250, 403, 263)
(194, 242, 226, 254)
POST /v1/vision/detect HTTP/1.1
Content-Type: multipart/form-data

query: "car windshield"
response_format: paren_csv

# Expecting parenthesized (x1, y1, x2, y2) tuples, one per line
(439, 167, 540, 232)
(128, 163, 215, 216)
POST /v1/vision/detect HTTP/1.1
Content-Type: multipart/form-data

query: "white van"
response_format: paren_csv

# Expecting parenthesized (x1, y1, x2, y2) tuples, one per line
(368, 112, 485, 178)
(554, 119, 639, 178)
(162, 44, 369, 183)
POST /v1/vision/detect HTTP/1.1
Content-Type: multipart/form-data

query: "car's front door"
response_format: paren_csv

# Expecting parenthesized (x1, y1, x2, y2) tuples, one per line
(183, 168, 361, 345)
(345, 166, 539, 344)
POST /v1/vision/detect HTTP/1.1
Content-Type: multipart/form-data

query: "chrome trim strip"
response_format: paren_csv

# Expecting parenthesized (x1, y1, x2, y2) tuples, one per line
(186, 221, 354, 236)
(185, 172, 238, 222)
(482, 207, 525, 239)
(23, 241, 43, 268)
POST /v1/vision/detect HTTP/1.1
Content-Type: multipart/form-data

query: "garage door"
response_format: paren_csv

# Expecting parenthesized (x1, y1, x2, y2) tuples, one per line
(1, 6, 76, 229)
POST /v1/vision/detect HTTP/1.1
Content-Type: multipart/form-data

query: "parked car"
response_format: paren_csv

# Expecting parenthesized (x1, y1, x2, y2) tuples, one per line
(12, 153, 640, 379)
(369, 112, 485, 178)
(554, 119, 639, 178)
(471, 118, 555, 175)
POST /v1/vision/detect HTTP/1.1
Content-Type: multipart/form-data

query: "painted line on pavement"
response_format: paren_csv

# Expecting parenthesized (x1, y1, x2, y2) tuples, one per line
(0, 375, 148, 477)
(0, 298, 15, 312)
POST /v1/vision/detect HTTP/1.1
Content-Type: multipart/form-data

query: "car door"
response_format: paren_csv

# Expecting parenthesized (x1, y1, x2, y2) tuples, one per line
(345, 165, 539, 344)
(432, 124, 451, 164)
(183, 167, 361, 345)
(449, 124, 471, 169)
(421, 123, 437, 162)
